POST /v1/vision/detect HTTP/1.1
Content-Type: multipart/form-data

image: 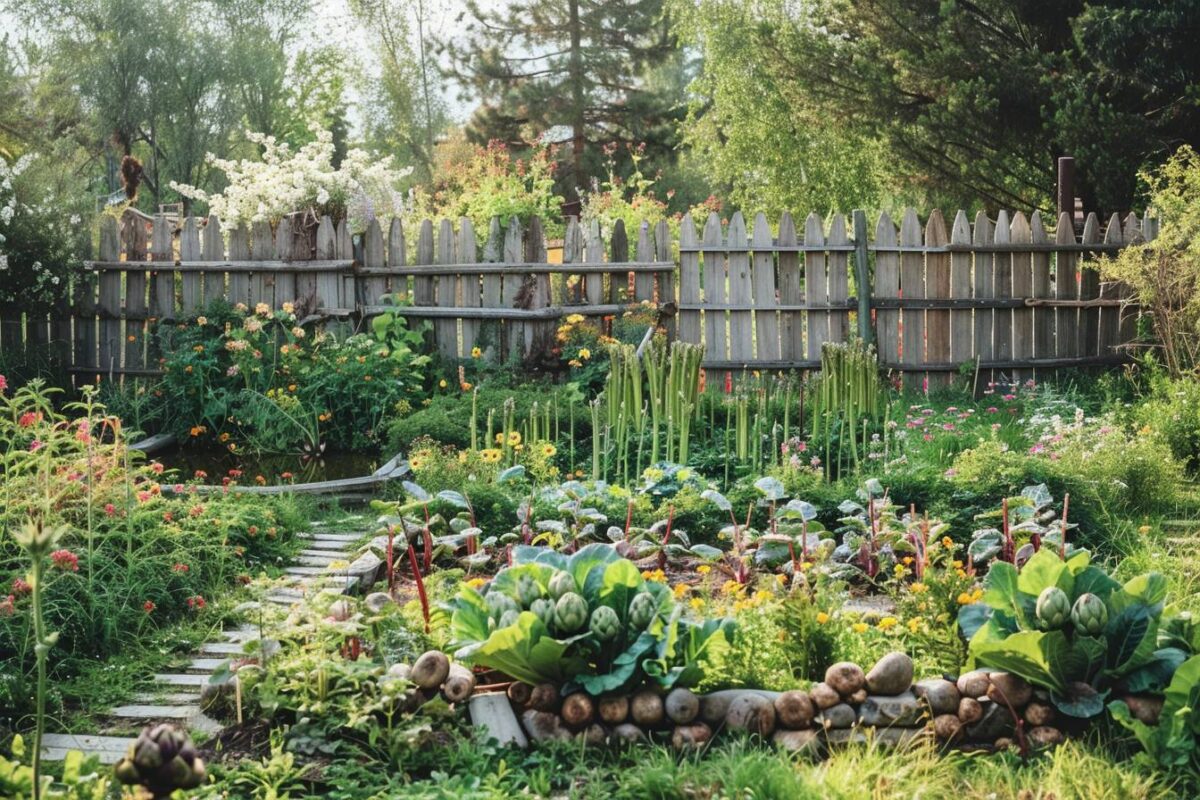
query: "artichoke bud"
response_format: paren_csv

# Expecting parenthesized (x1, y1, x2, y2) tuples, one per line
(133, 741, 163, 771)
(1071, 593, 1108, 636)
(1035, 586, 1070, 630)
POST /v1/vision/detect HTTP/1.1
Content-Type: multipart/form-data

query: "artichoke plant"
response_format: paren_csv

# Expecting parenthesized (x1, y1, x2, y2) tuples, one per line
(1035, 586, 1071, 630)
(1071, 593, 1109, 636)
(589, 605, 621, 641)
(114, 723, 206, 799)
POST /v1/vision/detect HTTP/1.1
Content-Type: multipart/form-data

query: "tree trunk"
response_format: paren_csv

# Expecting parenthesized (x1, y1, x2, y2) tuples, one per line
(569, 0, 585, 196)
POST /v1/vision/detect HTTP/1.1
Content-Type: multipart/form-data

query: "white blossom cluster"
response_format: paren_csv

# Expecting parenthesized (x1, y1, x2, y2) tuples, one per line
(171, 127, 413, 233)
(0, 154, 37, 245)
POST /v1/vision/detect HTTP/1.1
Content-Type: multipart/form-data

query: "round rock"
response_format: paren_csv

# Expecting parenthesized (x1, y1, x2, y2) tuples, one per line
(913, 678, 961, 716)
(865, 652, 914, 696)
(825, 662, 866, 697)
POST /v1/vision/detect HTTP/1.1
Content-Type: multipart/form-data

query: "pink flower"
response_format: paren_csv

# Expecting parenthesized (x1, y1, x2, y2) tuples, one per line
(104, 503, 116, 516)
(0, 374, 7, 394)
(18, 411, 38, 427)
(1002, 394, 1016, 401)
(987, 407, 998, 413)
(944, 468, 957, 478)
(0, 594, 14, 616)
(136, 491, 151, 503)
(50, 550, 79, 572)
(172, 563, 189, 573)
(923, 434, 933, 441)
(942, 423, 956, 431)
(28, 440, 42, 452)
(12, 577, 31, 596)
(1029, 443, 1046, 455)
(150, 461, 164, 475)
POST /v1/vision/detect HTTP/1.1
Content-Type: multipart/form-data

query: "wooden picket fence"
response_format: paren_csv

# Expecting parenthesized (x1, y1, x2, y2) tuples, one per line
(0, 205, 1153, 387)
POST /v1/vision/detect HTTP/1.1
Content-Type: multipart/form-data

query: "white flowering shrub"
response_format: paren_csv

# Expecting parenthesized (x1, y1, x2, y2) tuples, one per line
(171, 128, 413, 233)
(0, 154, 84, 314)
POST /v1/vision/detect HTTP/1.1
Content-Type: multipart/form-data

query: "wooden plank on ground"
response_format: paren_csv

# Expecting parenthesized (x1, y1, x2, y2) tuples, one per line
(899, 208, 925, 392)
(751, 213, 779, 361)
(778, 213, 803, 362)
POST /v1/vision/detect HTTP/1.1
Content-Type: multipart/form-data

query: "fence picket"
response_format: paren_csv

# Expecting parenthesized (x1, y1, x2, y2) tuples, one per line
(992, 211, 1013, 383)
(949, 211, 973, 371)
(562, 217, 582, 306)
(502, 217, 524, 361)
(924, 209, 950, 389)
(435, 219, 459, 357)
(972, 212, 994, 383)
(274, 216, 296, 309)
(1010, 212, 1033, 383)
(1097, 213, 1124, 356)
(609, 219, 628, 305)
(362, 218, 386, 310)
(480, 217, 504, 360)
(202, 215, 224, 306)
(678, 214, 701, 348)
(1054, 212, 1078, 360)
(180, 217, 202, 314)
(899, 208, 924, 391)
(655, 219, 674, 335)
(751, 213, 779, 360)
(828, 213, 850, 344)
(804, 212, 828, 364)
(250, 220, 273, 310)
(777, 213, 803, 362)
(526, 216, 552, 358)
(1118, 213, 1142, 345)
(727, 212, 752, 364)
(701, 213, 726, 377)
(634, 221, 655, 303)
(584, 219, 605, 310)
(121, 216, 147, 372)
(1030, 212, 1053, 379)
(1079, 213, 1101, 357)
(414, 219, 436, 352)
(227, 224, 251, 308)
(459, 218, 480, 353)
(874, 212, 899, 371)
(388, 218, 407, 302)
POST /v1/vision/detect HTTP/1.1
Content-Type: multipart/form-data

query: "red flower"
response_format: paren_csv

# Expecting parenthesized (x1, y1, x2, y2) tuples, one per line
(104, 503, 116, 516)
(280, 472, 294, 481)
(186, 595, 206, 610)
(248, 525, 258, 536)
(29, 440, 42, 452)
(143, 600, 156, 613)
(193, 470, 208, 480)
(150, 461, 164, 474)
(50, 549, 79, 572)
(172, 563, 189, 573)
(228, 469, 243, 478)
(18, 411, 39, 427)
(0, 594, 13, 616)
(163, 512, 173, 522)
(12, 577, 31, 596)
(0, 374, 7, 394)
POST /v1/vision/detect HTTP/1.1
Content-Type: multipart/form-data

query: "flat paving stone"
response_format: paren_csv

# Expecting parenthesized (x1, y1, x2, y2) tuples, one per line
(304, 539, 354, 550)
(111, 704, 200, 719)
(133, 692, 202, 704)
(154, 673, 210, 687)
(42, 747, 127, 764)
(41, 733, 134, 754)
(286, 565, 329, 576)
(201, 641, 253, 656)
(185, 657, 228, 673)
(223, 626, 261, 642)
(299, 548, 346, 559)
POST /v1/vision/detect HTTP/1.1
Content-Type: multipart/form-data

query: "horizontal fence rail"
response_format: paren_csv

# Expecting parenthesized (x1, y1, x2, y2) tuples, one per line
(0, 205, 1155, 387)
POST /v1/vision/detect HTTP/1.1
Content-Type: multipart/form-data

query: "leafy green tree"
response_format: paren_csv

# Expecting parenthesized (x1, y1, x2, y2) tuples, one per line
(443, 0, 685, 197)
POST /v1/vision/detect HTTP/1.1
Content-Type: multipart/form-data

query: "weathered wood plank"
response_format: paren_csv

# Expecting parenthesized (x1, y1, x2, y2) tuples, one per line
(899, 208, 925, 391)
(1054, 212, 1078, 360)
(1010, 212, 1033, 384)
(435, 218, 459, 357)
(634, 221, 655, 303)
(479, 217, 504, 361)
(458, 218, 480, 354)
(122, 216, 148, 372)
(562, 216, 583, 305)
(1097, 213, 1123, 356)
(1078, 213, 1101, 357)
(179, 216, 202, 314)
(701, 213, 727, 377)
(584, 219, 605, 312)
(335, 219, 353, 315)
(274, 216, 295, 308)
(972, 212, 995, 385)
(502, 217, 524, 361)
(874, 212, 900, 374)
(992, 211, 1013, 385)
(777, 213, 803, 362)
(804, 212, 829, 363)
(949, 211, 973, 371)
(96, 217, 123, 374)
(655, 219, 674, 336)
(678, 214, 702, 348)
(414, 219, 436, 356)
(526, 216, 552, 358)
(388, 218, 407, 302)
(924, 209, 950, 390)
(609, 219, 629, 305)
(1030, 212, 1054, 379)
(201, 215, 225, 306)
(1118, 212, 1142, 346)
(250, 220, 273, 311)
(361, 218, 386, 310)
(828, 213, 851, 344)
(751, 213, 779, 360)
(226, 224, 251, 308)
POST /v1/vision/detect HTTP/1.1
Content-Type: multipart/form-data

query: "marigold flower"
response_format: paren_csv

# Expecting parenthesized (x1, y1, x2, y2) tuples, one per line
(877, 616, 898, 630)
(255, 302, 270, 316)
(696, 565, 711, 576)
(541, 443, 557, 457)
(471, 346, 482, 358)
(852, 622, 868, 633)
(816, 611, 830, 624)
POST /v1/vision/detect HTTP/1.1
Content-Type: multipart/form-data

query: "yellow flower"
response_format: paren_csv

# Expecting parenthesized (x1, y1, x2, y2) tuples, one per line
(1138, 525, 1151, 535)
(721, 580, 744, 596)
(776, 574, 788, 585)
(196, 316, 208, 326)
(689, 597, 704, 611)
(507, 431, 522, 446)
(816, 612, 830, 624)
(291, 326, 305, 338)
(641, 569, 666, 583)
(753, 590, 772, 604)
(952, 560, 963, 569)
(942, 536, 954, 548)
(282, 302, 295, 314)
(673, 583, 689, 598)
(907, 618, 921, 633)
(957, 592, 973, 605)
(461, 381, 473, 391)
(439, 379, 448, 388)
(409, 457, 424, 470)
(893, 563, 907, 577)
(566, 314, 585, 325)
(471, 346, 482, 358)
(568, 359, 582, 368)
(578, 347, 591, 360)
(541, 443, 557, 457)
(495, 433, 504, 444)
(877, 616, 898, 630)
(465, 577, 487, 590)
(852, 622, 868, 634)
(696, 565, 711, 576)
(255, 302, 270, 316)
(910, 582, 928, 594)
(480, 448, 502, 463)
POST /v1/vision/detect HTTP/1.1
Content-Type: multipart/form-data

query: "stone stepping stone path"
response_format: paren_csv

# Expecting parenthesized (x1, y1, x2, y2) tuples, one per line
(41, 520, 369, 764)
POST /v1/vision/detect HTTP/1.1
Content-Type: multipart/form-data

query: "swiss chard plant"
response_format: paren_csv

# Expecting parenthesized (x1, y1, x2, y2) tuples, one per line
(958, 548, 1186, 718)
(449, 543, 735, 695)
(967, 484, 1079, 568)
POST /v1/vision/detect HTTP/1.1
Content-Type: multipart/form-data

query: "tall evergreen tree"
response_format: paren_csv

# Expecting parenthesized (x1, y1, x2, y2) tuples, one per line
(443, 0, 683, 198)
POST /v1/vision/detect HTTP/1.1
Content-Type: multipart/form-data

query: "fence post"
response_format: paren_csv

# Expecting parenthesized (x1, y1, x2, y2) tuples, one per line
(852, 209, 873, 346)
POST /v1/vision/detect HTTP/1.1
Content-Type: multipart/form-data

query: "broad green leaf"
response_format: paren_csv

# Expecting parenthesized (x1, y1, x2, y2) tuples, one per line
(1111, 572, 1169, 615)
(512, 545, 569, 572)
(567, 543, 624, 595)
(454, 612, 587, 685)
(1017, 549, 1074, 599)
(437, 490, 469, 508)
(1050, 683, 1108, 718)
(971, 629, 1064, 693)
(1104, 604, 1157, 676)
(571, 631, 658, 695)
(754, 476, 787, 501)
(1122, 647, 1189, 694)
(956, 602, 992, 640)
(702, 489, 732, 512)
(1071, 565, 1121, 603)
(402, 480, 430, 503)
(497, 465, 526, 483)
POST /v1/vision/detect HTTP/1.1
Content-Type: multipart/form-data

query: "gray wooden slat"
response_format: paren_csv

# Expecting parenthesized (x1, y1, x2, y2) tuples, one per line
(502, 217, 524, 361)
(361, 218, 386, 309)
(525, 216, 552, 358)
(1078, 213, 1101, 357)
(562, 216, 582, 305)
(388, 218, 407, 302)
(827, 213, 850, 343)
(874, 212, 900, 373)
(179, 216, 202, 314)
(201, 215, 225, 306)
(335, 219, 353, 315)
(584, 219, 605, 311)
(899, 208, 924, 391)
(804, 212, 828, 363)
(678, 214, 701, 347)
(97, 217, 123, 374)
(250, 220, 273, 313)
(634, 221, 655, 302)
(1010, 212, 1033, 384)
(700, 213, 727, 379)
(435, 218, 458, 357)
(924, 209, 950, 390)
(227, 224, 251, 308)
(1118, 212, 1141, 346)
(1097, 213, 1123, 356)
(777, 213, 803, 362)
(655, 219, 674, 336)
(274, 215, 295, 309)
(1030, 212, 1054, 379)
(609, 219, 628, 304)
(949, 211, 973, 371)
(1054, 212, 1079, 360)
(480, 217, 504, 361)
(122, 216, 148, 371)
(751, 213, 779, 360)
(458, 218, 480, 353)
(972, 212, 995, 384)
(992, 211, 1013, 383)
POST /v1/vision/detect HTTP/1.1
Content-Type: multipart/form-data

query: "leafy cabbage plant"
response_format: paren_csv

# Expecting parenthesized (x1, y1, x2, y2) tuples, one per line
(1110, 653, 1200, 771)
(450, 543, 734, 695)
(958, 548, 1187, 718)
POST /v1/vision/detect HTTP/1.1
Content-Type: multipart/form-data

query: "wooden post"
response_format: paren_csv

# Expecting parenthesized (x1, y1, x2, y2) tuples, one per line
(852, 210, 873, 345)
